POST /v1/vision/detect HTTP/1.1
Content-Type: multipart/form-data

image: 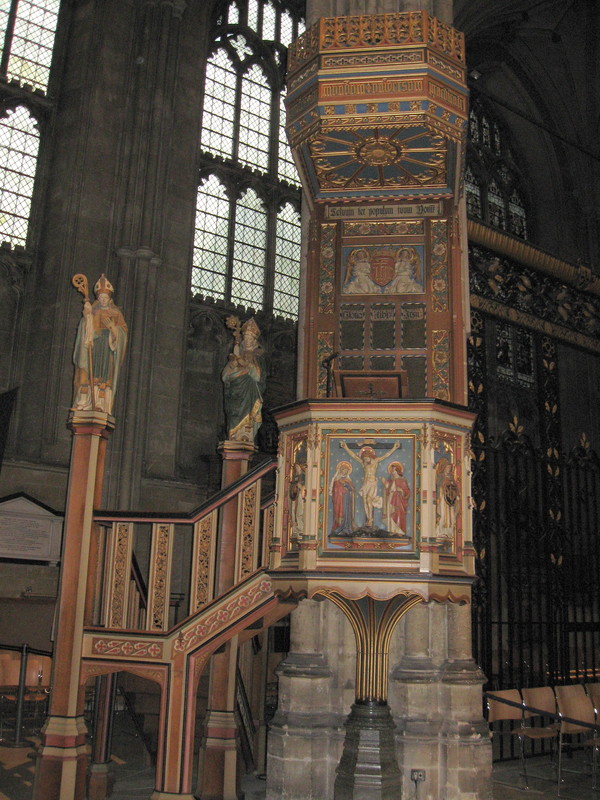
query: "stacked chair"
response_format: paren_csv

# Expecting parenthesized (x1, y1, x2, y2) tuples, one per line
(555, 683, 600, 795)
(488, 682, 600, 795)
(487, 687, 558, 790)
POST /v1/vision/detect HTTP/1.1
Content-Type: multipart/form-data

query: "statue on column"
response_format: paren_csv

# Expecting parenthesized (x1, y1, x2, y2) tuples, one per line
(222, 315, 266, 443)
(72, 273, 128, 414)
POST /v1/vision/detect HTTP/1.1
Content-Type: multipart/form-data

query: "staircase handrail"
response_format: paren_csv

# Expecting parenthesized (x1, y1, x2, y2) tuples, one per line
(82, 569, 283, 663)
(93, 456, 278, 524)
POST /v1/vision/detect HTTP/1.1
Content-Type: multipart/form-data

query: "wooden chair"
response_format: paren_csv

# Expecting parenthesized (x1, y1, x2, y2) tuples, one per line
(487, 688, 557, 790)
(555, 684, 600, 795)
(586, 682, 600, 716)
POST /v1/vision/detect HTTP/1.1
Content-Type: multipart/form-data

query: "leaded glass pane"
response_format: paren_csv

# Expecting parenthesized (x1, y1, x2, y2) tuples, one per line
(0, 4, 9, 67)
(278, 91, 299, 185)
(262, 0, 276, 40)
(465, 165, 482, 219)
(227, 2, 239, 24)
(488, 179, 506, 230)
(230, 34, 253, 60)
(492, 123, 501, 155)
(274, 203, 301, 317)
(232, 189, 266, 308)
(201, 49, 236, 159)
(8, 0, 60, 93)
(247, 0, 258, 33)
(469, 109, 479, 143)
(498, 163, 510, 185)
(192, 174, 229, 298)
(509, 189, 527, 239)
(238, 63, 270, 172)
(280, 9, 294, 47)
(481, 115, 491, 148)
(0, 105, 39, 246)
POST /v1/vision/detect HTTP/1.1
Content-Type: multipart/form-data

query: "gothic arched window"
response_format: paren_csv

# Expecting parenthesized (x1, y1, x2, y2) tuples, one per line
(0, 0, 60, 247)
(193, 0, 304, 319)
(466, 100, 529, 241)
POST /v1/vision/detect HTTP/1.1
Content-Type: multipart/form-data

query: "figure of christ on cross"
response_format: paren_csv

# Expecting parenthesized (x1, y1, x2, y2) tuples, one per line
(339, 440, 400, 529)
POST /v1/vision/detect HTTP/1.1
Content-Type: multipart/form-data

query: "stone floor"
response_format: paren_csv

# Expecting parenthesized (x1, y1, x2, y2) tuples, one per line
(0, 713, 596, 800)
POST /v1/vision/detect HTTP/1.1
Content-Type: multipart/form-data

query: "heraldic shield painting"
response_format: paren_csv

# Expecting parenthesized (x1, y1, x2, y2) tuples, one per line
(341, 244, 424, 296)
(325, 435, 417, 552)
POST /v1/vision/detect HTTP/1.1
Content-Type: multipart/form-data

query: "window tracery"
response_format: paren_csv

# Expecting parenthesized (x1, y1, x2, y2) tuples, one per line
(193, 0, 304, 319)
(466, 100, 528, 241)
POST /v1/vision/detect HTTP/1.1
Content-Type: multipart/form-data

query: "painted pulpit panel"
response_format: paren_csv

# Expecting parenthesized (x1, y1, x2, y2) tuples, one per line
(324, 434, 419, 554)
(342, 245, 424, 296)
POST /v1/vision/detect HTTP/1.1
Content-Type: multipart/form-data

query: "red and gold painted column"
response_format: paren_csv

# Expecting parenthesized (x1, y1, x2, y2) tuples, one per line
(197, 440, 256, 800)
(33, 410, 114, 800)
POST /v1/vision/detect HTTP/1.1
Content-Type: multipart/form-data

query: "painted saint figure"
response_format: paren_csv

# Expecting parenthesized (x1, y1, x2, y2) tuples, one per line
(339, 440, 400, 528)
(289, 461, 307, 539)
(329, 460, 356, 536)
(435, 458, 459, 543)
(72, 273, 128, 414)
(222, 316, 266, 443)
(382, 461, 410, 536)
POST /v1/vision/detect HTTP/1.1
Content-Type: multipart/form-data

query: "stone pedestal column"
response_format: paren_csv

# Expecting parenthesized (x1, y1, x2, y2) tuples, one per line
(440, 603, 492, 800)
(267, 599, 341, 800)
(197, 442, 254, 800)
(33, 411, 113, 800)
(328, 593, 421, 800)
(391, 601, 443, 799)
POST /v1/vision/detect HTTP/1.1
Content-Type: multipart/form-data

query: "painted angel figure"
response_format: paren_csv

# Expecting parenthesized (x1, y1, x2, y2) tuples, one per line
(343, 249, 380, 294)
(72, 273, 128, 414)
(386, 247, 422, 293)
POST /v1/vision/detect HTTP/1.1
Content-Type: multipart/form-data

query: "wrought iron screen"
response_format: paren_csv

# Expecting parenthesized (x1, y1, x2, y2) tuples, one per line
(469, 311, 600, 694)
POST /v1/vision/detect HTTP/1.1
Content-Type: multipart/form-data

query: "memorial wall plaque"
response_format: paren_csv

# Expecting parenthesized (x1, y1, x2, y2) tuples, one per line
(0, 496, 63, 563)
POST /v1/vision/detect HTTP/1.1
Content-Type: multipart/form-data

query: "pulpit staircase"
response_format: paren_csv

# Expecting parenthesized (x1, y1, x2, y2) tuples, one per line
(82, 456, 296, 794)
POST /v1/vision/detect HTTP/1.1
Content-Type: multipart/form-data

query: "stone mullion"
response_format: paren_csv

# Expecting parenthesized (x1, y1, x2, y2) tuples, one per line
(119, 0, 185, 249)
(106, 0, 186, 507)
(107, 248, 161, 507)
(263, 194, 278, 314)
(15, 1, 127, 458)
